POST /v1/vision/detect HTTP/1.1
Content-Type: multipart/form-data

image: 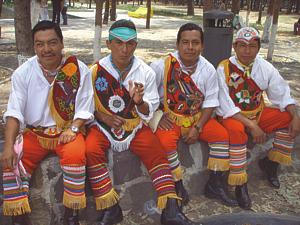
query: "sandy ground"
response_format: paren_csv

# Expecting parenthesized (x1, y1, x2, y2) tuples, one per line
(0, 4, 300, 224)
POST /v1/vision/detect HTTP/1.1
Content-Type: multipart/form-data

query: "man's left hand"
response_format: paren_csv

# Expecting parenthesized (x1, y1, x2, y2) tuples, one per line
(59, 128, 77, 144)
(182, 127, 199, 145)
(288, 116, 300, 138)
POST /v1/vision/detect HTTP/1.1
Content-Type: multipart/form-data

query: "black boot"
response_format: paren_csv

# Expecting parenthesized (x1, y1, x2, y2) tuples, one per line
(96, 203, 123, 225)
(161, 198, 202, 225)
(12, 214, 32, 225)
(204, 171, 238, 206)
(259, 156, 280, 188)
(63, 207, 79, 225)
(235, 183, 251, 210)
(175, 180, 190, 207)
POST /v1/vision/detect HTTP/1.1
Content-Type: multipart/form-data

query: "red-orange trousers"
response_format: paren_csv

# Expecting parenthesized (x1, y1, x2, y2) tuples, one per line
(221, 107, 293, 186)
(2, 130, 86, 216)
(155, 118, 230, 181)
(85, 125, 178, 211)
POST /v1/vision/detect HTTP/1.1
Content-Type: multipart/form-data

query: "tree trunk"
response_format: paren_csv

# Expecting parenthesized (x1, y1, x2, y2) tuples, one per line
(256, 0, 263, 24)
(69, 0, 71, 6)
(296, 0, 300, 13)
(287, 0, 295, 14)
(267, 0, 281, 60)
(93, 0, 104, 62)
(14, 0, 34, 65)
(262, 0, 274, 42)
(0, 0, 2, 38)
(203, 0, 214, 11)
(111, 0, 117, 21)
(103, 0, 109, 24)
(187, 0, 194, 16)
(146, 0, 151, 29)
(246, 0, 251, 26)
(232, 0, 240, 14)
(89, 0, 93, 9)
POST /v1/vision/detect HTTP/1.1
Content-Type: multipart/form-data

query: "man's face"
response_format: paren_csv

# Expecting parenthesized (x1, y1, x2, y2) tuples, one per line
(106, 38, 137, 68)
(176, 30, 203, 66)
(34, 29, 64, 70)
(233, 39, 259, 66)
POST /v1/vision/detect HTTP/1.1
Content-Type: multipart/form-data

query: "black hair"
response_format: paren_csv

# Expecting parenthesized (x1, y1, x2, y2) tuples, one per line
(32, 20, 63, 42)
(177, 23, 204, 44)
(109, 19, 136, 31)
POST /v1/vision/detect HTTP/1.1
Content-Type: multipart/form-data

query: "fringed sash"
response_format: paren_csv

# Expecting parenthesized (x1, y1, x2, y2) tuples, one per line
(163, 54, 203, 128)
(91, 63, 142, 152)
(221, 59, 265, 121)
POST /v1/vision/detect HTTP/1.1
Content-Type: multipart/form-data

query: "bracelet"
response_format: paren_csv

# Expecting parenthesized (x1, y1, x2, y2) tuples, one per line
(136, 99, 144, 106)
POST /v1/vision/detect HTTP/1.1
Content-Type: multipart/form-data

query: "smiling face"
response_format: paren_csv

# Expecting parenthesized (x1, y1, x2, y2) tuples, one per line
(33, 29, 64, 70)
(176, 30, 203, 66)
(233, 39, 260, 66)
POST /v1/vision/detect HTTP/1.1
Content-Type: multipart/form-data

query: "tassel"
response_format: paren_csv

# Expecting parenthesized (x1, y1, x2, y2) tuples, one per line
(171, 166, 183, 181)
(37, 136, 59, 150)
(3, 198, 31, 216)
(63, 192, 86, 210)
(94, 189, 120, 210)
(207, 158, 230, 171)
(268, 151, 292, 165)
(157, 193, 181, 210)
(228, 172, 248, 186)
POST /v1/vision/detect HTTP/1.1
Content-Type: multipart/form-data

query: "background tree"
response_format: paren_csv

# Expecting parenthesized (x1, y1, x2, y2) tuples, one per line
(257, 0, 263, 24)
(93, 0, 104, 62)
(110, 0, 117, 21)
(262, 0, 274, 42)
(267, 0, 281, 60)
(103, 0, 110, 24)
(232, 0, 241, 15)
(0, 0, 2, 38)
(246, 0, 251, 26)
(14, 0, 34, 65)
(146, 0, 151, 28)
(187, 0, 194, 16)
(203, 0, 214, 12)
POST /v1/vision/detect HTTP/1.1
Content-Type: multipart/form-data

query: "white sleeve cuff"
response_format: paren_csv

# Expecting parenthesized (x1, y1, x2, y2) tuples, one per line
(222, 107, 241, 119)
(202, 99, 219, 108)
(3, 110, 24, 126)
(135, 99, 154, 122)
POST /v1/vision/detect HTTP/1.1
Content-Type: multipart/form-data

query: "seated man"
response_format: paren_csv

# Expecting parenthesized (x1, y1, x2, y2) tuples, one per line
(85, 19, 200, 225)
(217, 27, 300, 209)
(0, 21, 94, 225)
(150, 23, 237, 207)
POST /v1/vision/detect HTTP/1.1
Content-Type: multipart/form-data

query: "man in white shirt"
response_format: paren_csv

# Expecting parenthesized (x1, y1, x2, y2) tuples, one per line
(150, 23, 237, 208)
(0, 21, 94, 225)
(85, 19, 201, 225)
(217, 27, 300, 209)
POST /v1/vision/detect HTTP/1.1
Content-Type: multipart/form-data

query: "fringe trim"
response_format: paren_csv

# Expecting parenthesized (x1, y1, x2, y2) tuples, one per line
(3, 198, 31, 216)
(63, 192, 86, 210)
(95, 121, 143, 152)
(37, 136, 59, 150)
(207, 158, 230, 171)
(228, 172, 248, 186)
(268, 151, 292, 165)
(171, 166, 183, 181)
(94, 189, 120, 210)
(157, 193, 181, 210)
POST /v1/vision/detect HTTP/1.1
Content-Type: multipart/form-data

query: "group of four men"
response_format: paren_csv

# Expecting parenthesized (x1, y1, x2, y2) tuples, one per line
(1, 19, 299, 225)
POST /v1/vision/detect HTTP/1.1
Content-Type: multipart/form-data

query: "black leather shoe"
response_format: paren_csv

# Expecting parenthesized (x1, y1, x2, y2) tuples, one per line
(259, 157, 280, 188)
(204, 171, 238, 206)
(161, 198, 202, 225)
(175, 180, 190, 207)
(96, 203, 123, 225)
(235, 183, 251, 210)
(12, 214, 32, 225)
(63, 208, 79, 225)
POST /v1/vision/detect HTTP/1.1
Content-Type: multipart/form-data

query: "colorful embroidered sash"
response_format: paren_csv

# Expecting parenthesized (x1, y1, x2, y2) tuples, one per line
(164, 54, 203, 128)
(222, 59, 264, 120)
(91, 63, 141, 142)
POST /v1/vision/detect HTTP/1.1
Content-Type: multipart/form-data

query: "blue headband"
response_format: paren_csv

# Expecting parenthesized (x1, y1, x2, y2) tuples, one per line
(109, 27, 137, 42)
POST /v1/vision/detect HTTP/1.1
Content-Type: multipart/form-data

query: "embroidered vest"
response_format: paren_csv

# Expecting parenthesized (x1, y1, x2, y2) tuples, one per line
(91, 63, 141, 144)
(164, 54, 203, 128)
(221, 59, 264, 120)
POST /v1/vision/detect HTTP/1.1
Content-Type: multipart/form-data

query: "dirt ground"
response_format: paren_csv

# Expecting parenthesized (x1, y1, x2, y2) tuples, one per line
(0, 4, 300, 224)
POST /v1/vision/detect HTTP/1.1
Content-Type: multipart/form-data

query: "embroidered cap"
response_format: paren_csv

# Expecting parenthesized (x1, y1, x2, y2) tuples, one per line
(235, 27, 260, 43)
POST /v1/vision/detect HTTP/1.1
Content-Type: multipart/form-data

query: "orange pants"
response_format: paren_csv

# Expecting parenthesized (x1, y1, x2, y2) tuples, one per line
(85, 125, 178, 210)
(2, 130, 86, 216)
(155, 118, 230, 181)
(222, 107, 293, 186)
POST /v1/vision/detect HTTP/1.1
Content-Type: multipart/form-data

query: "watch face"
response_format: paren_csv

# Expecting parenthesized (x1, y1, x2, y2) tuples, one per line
(71, 126, 79, 133)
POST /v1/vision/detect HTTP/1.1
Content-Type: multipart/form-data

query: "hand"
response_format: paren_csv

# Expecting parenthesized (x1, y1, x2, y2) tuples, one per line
(182, 127, 199, 145)
(103, 114, 126, 130)
(58, 128, 77, 144)
(129, 80, 144, 105)
(248, 121, 266, 144)
(0, 146, 17, 170)
(158, 113, 173, 130)
(288, 116, 300, 138)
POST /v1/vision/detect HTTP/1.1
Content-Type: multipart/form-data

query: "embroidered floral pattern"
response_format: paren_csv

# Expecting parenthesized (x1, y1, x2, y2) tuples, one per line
(95, 77, 108, 92)
(108, 95, 125, 113)
(61, 62, 77, 77)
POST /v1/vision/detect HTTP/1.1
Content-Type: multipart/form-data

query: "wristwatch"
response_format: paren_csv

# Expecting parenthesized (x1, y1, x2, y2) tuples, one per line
(70, 125, 79, 133)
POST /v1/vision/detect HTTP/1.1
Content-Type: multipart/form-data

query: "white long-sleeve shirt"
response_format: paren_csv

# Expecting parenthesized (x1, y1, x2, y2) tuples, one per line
(98, 55, 160, 122)
(150, 51, 219, 109)
(216, 55, 296, 118)
(4, 55, 95, 127)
